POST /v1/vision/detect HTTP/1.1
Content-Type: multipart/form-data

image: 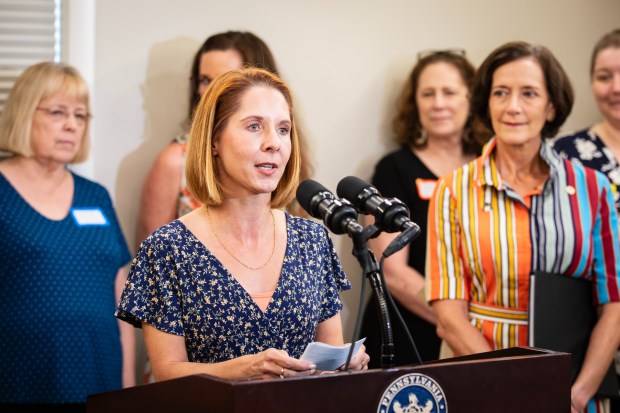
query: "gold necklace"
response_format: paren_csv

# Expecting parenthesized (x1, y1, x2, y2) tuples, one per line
(206, 207, 276, 270)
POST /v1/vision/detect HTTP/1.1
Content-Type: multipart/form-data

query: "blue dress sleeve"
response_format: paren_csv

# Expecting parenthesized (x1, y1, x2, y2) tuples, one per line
(115, 225, 184, 335)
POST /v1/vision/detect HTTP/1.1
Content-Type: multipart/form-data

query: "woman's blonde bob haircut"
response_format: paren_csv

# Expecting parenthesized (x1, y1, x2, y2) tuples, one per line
(186, 67, 301, 208)
(0, 62, 91, 163)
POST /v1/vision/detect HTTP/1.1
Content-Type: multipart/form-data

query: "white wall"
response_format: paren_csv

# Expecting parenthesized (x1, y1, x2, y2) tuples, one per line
(82, 0, 619, 364)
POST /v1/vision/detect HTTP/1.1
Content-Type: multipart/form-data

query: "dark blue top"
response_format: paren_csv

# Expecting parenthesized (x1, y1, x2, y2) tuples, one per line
(0, 172, 131, 403)
(554, 128, 620, 211)
(116, 215, 351, 362)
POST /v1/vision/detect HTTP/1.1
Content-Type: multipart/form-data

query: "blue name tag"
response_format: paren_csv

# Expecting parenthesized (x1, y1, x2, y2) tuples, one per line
(70, 208, 109, 226)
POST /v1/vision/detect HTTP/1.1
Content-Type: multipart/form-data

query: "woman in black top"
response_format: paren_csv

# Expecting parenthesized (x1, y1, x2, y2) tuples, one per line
(361, 49, 489, 366)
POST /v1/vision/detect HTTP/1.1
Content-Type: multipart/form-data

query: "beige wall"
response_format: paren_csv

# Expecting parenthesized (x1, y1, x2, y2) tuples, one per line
(80, 0, 619, 367)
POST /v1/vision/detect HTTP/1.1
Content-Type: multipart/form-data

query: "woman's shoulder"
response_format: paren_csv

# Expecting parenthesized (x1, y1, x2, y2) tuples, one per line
(553, 128, 592, 149)
(286, 214, 332, 245)
(71, 172, 105, 188)
(71, 173, 113, 202)
(138, 220, 190, 252)
(154, 141, 185, 170)
(287, 214, 325, 233)
(560, 156, 614, 191)
(375, 146, 419, 169)
(372, 146, 430, 189)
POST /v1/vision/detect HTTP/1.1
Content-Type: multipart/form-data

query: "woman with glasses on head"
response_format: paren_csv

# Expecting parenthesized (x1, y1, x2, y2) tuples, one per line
(0, 62, 134, 412)
(137, 31, 313, 247)
(427, 41, 620, 413)
(359, 49, 489, 367)
(117, 67, 369, 381)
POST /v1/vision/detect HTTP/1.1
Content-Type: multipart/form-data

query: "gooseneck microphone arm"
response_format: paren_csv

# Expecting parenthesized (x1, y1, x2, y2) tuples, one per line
(350, 230, 395, 368)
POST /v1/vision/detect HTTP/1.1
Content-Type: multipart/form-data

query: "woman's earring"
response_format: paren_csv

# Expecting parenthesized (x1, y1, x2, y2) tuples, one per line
(414, 129, 428, 145)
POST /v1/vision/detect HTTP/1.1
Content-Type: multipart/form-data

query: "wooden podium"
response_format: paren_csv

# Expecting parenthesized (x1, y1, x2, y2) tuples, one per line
(87, 347, 570, 413)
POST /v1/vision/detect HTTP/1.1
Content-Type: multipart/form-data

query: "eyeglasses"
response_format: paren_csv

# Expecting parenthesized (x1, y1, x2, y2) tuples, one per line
(36, 107, 92, 125)
(417, 48, 467, 60)
(197, 76, 212, 88)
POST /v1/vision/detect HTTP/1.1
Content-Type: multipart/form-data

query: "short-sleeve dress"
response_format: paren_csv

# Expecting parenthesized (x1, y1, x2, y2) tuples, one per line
(116, 214, 351, 362)
(0, 172, 131, 404)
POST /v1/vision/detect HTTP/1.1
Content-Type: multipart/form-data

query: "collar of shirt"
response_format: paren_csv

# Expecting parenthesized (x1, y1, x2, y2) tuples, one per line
(474, 137, 561, 192)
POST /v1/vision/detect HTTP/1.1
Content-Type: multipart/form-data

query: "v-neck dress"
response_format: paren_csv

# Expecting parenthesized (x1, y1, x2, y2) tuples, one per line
(116, 214, 350, 362)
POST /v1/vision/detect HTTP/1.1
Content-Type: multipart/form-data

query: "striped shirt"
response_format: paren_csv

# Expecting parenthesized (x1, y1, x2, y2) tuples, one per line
(426, 138, 620, 349)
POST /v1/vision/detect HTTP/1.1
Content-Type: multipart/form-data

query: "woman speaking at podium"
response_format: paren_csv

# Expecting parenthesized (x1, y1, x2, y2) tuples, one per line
(426, 42, 620, 412)
(116, 67, 369, 381)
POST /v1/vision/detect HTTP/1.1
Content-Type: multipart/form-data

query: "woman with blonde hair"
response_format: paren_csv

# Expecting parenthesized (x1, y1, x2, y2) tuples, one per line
(117, 67, 368, 380)
(0, 62, 133, 411)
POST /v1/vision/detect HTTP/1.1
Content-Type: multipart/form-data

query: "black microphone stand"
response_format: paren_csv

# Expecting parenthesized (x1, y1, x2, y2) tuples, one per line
(350, 225, 395, 368)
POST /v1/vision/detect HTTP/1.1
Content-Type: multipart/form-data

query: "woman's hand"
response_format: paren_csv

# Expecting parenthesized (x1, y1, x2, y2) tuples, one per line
(245, 348, 316, 380)
(570, 385, 588, 413)
(341, 344, 370, 371)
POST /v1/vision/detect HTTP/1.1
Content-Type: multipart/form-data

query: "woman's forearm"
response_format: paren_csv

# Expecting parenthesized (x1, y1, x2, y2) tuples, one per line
(571, 302, 620, 405)
(432, 299, 492, 356)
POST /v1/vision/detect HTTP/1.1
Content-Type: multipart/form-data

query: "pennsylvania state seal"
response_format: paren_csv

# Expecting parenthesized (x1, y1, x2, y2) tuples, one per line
(377, 373, 447, 413)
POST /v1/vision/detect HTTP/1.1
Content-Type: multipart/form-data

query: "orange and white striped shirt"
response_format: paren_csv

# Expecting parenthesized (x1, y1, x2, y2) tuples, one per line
(426, 138, 620, 350)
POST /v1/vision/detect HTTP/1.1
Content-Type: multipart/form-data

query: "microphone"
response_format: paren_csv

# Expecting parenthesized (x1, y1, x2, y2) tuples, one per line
(296, 179, 363, 236)
(337, 176, 420, 234)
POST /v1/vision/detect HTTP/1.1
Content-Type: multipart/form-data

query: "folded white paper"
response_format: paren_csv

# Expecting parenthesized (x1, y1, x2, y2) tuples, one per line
(300, 338, 366, 371)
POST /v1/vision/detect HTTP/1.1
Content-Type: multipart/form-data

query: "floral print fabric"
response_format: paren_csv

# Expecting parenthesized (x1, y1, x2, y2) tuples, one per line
(116, 214, 350, 362)
(554, 128, 620, 210)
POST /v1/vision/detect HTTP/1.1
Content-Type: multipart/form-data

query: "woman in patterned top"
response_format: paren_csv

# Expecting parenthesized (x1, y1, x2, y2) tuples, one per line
(554, 29, 620, 210)
(117, 67, 369, 381)
(553, 28, 620, 413)
(426, 42, 620, 413)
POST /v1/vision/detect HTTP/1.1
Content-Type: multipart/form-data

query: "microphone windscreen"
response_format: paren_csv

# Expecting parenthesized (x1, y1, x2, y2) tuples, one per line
(296, 179, 329, 216)
(336, 176, 372, 206)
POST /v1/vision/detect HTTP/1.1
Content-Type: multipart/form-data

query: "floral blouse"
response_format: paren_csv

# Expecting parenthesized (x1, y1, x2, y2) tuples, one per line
(554, 128, 620, 210)
(116, 214, 351, 362)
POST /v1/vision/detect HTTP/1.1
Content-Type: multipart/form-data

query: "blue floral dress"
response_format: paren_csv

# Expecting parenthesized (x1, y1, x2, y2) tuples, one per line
(116, 214, 351, 362)
(554, 128, 620, 210)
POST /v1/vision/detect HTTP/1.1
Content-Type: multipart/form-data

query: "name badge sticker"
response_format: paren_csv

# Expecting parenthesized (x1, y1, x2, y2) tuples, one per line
(71, 208, 109, 226)
(416, 178, 438, 200)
